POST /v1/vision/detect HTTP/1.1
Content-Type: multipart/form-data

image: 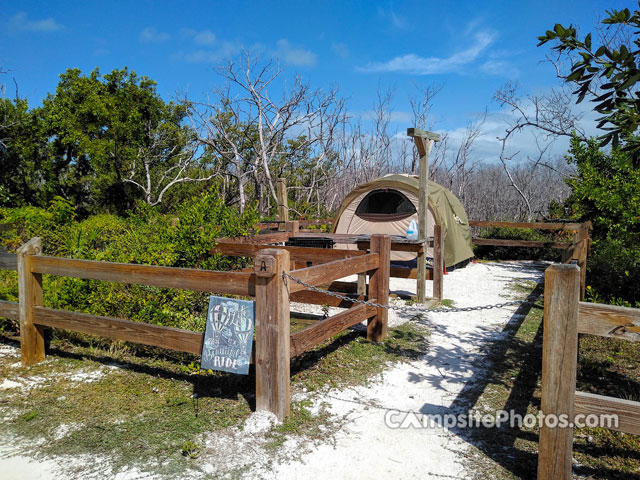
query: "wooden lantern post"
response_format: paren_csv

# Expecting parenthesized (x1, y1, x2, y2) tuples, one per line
(407, 128, 441, 303)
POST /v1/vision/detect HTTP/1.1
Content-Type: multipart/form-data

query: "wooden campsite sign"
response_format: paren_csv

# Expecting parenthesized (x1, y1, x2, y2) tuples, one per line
(201, 296, 255, 374)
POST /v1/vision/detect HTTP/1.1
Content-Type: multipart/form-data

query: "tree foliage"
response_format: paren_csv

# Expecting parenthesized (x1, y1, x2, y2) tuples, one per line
(563, 137, 640, 238)
(1, 67, 205, 215)
(554, 137, 640, 304)
(40, 67, 193, 213)
(538, 5, 640, 164)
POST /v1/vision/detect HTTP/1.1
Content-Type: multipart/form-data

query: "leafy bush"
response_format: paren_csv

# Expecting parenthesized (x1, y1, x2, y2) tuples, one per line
(558, 138, 640, 304)
(584, 237, 640, 307)
(0, 192, 259, 333)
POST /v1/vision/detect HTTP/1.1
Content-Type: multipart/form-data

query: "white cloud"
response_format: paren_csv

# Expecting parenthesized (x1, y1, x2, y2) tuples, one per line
(275, 39, 317, 67)
(174, 36, 314, 67)
(93, 48, 110, 57)
(7, 12, 63, 33)
(331, 42, 349, 59)
(179, 41, 241, 63)
(377, 6, 409, 30)
(193, 29, 216, 45)
(182, 49, 222, 63)
(181, 28, 216, 45)
(480, 60, 519, 78)
(139, 27, 170, 44)
(359, 31, 496, 75)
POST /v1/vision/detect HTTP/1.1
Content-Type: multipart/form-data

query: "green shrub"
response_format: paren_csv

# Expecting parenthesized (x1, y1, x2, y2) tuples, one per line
(584, 236, 640, 306)
(0, 191, 259, 333)
(558, 138, 640, 305)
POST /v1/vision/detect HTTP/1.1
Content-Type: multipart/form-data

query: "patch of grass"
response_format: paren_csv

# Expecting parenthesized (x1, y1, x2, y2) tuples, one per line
(181, 440, 202, 459)
(0, 333, 254, 476)
(510, 279, 538, 295)
(21, 410, 38, 422)
(289, 317, 316, 333)
(460, 277, 640, 480)
(440, 298, 455, 308)
(0, 319, 429, 478)
(290, 322, 429, 393)
(265, 399, 334, 453)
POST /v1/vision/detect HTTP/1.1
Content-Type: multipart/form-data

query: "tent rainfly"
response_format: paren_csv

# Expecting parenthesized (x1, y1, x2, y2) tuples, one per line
(333, 174, 474, 268)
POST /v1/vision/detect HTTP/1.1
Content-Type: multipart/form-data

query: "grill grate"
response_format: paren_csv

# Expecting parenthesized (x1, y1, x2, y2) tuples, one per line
(285, 237, 335, 249)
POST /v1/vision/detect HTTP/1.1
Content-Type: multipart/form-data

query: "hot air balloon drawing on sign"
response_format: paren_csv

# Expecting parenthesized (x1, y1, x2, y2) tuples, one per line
(201, 296, 255, 374)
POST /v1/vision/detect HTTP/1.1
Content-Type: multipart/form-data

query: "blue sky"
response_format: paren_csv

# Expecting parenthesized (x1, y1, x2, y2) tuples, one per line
(1, 0, 633, 161)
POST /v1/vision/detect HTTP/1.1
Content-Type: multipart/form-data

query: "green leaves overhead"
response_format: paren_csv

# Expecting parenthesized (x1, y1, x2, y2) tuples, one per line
(538, 5, 640, 165)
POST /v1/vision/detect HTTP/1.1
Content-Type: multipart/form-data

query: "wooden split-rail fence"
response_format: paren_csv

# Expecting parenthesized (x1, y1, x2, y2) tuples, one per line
(258, 218, 592, 299)
(538, 264, 640, 479)
(470, 220, 592, 299)
(242, 220, 445, 302)
(0, 234, 392, 421)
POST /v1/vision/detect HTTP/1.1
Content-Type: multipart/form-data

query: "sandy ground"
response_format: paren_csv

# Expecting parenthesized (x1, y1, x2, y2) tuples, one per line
(0, 260, 546, 480)
(269, 260, 545, 480)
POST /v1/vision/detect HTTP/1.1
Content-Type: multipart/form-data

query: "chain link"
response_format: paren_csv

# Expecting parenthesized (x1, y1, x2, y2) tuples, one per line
(283, 272, 534, 316)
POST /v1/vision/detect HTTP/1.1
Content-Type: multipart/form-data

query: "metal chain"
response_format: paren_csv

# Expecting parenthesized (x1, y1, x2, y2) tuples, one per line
(283, 272, 533, 316)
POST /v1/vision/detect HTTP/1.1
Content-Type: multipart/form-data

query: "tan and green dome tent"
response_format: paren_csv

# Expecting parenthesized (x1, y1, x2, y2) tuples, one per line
(333, 174, 474, 267)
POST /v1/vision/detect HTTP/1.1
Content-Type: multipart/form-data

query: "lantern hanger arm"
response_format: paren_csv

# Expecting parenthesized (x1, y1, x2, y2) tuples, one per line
(406, 128, 441, 142)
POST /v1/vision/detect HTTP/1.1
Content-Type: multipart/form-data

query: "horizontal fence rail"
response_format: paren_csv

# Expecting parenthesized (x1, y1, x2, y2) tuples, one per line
(0, 253, 17, 271)
(211, 242, 367, 263)
(31, 256, 255, 296)
(578, 302, 640, 341)
(258, 218, 334, 230)
(261, 219, 587, 231)
(217, 232, 290, 244)
(469, 220, 584, 231)
(290, 304, 376, 357)
(471, 238, 571, 249)
(471, 220, 592, 301)
(288, 253, 380, 294)
(33, 306, 205, 355)
(0, 300, 19, 320)
(574, 391, 640, 436)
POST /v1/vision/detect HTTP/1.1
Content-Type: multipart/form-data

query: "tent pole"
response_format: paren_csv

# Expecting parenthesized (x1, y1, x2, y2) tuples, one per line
(407, 128, 441, 303)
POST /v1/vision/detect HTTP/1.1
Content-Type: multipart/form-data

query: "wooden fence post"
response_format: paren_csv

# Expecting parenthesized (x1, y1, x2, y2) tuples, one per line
(357, 274, 367, 297)
(284, 221, 299, 269)
(575, 223, 590, 300)
(433, 224, 444, 301)
(537, 263, 580, 480)
(356, 242, 367, 297)
(17, 237, 45, 366)
(561, 222, 591, 300)
(276, 178, 288, 231)
(284, 220, 299, 236)
(367, 234, 390, 342)
(254, 248, 291, 421)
